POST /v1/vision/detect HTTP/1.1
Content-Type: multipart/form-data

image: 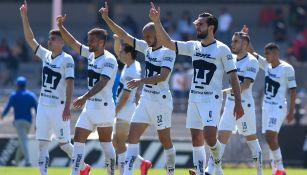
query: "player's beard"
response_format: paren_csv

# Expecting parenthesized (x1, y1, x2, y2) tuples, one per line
(197, 30, 208, 39)
(148, 37, 158, 47)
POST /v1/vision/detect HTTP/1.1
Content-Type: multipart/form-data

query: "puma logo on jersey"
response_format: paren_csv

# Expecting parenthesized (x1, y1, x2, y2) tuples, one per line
(147, 56, 160, 62)
(89, 64, 102, 69)
(193, 53, 215, 59)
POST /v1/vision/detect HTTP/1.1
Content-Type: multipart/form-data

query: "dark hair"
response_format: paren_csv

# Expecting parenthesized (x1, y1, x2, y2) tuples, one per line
(234, 32, 250, 44)
(49, 29, 62, 38)
(88, 28, 108, 41)
(198, 12, 218, 34)
(123, 44, 137, 60)
(264, 42, 280, 51)
(117, 59, 125, 71)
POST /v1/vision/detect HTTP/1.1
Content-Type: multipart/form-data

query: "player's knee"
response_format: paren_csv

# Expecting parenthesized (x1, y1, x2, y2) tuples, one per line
(159, 135, 172, 149)
(126, 132, 139, 144)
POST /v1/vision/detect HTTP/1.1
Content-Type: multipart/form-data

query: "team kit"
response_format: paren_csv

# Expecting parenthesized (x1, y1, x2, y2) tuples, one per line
(19, 1, 296, 175)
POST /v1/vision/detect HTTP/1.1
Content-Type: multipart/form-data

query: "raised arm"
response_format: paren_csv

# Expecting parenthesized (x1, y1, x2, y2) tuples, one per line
(149, 2, 177, 51)
(99, 2, 134, 46)
(19, 0, 39, 51)
(113, 34, 121, 58)
(229, 71, 244, 119)
(56, 15, 82, 54)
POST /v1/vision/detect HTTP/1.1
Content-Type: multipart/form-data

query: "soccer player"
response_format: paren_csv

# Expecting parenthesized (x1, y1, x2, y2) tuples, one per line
(149, 3, 244, 175)
(204, 32, 263, 175)
(100, 2, 176, 175)
(244, 26, 296, 175)
(112, 34, 152, 175)
(56, 15, 117, 175)
(19, 1, 90, 175)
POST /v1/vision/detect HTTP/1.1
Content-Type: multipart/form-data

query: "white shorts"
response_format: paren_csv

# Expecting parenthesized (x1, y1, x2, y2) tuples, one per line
(76, 105, 115, 131)
(35, 104, 71, 142)
(131, 98, 173, 130)
(186, 101, 222, 129)
(116, 102, 136, 122)
(219, 98, 256, 136)
(262, 103, 287, 133)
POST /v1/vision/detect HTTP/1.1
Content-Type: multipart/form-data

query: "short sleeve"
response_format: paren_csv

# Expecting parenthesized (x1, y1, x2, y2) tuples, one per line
(134, 38, 148, 54)
(101, 57, 117, 80)
(244, 59, 259, 82)
(80, 45, 91, 58)
(64, 56, 75, 79)
(35, 45, 51, 61)
(161, 49, 176, 71)
(257, 54, 269, 70)
(286, 65, 297, 89)
(175, 40, 195, 56)
(220, 46, 236, 73)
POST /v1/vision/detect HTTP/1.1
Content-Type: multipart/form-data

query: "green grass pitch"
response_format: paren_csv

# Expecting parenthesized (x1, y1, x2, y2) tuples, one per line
(0, 167, 306, 175)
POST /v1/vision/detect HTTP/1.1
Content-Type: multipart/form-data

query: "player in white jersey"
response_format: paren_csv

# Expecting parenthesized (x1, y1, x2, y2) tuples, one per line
(100, 3, 176, 175)
(56, 15, 117, 175)
(19, 1, 91, 175)
(245, 30, 296, 175)
(204, 32, 263, 175)
(112, 35, 152, 175)
(149, 3, 244, 175)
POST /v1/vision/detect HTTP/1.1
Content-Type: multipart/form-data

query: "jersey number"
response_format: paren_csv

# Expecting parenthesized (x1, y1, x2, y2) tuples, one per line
(193, 60, 216, 89)
(42, 66, 61, 92)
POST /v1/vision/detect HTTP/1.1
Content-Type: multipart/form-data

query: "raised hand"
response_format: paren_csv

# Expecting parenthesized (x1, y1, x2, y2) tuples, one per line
(99, 1, 109, 20)
(19, 0, 28, 17)
(127, 79, 142, 89)
(241, 25, 249, 34)
(56, 14, 67, 28)
(149, 2, 160, 23)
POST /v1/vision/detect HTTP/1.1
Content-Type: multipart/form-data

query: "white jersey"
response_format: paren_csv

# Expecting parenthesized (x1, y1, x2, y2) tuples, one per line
(80, 45, 118, 109)
(133, 38, 176, 101)
(176, 40, 236, 102)
(116, 60, 141, 104)
(227, 53, 259, 102)
(258, 55, 297, 104)
(35, 45, 74, 106)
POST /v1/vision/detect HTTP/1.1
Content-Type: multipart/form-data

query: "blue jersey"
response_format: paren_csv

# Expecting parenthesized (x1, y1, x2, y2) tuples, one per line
(2, 89, 37, 123)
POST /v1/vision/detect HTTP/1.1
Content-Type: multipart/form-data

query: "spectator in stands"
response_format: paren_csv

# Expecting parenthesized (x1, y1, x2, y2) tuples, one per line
(177, 11, 194, 41)
(286, 27, 307, 62)
(258, 3, 276, 27)
(121, 15, 138, 37)
(289, 0, 307, 32)
(12, 38, 30, 62)
(217, 7, 232, 45)
(162, 11, 176, 33)
(273, 8, 288, 42)
(1, 76, 37, 166)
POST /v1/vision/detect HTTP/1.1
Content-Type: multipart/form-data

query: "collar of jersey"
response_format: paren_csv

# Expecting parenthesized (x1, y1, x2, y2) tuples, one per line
(237, 54, 248, 62)
(51, 51, 63, 59)
(95, 52, 105, 59)
(151, 46, 163, 52)
(201, 40, 216, 47)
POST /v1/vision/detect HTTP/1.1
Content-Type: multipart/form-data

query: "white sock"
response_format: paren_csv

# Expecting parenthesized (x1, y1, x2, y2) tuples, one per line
(38, 141, 49, 175)
(100, 142, 116, 175)
(205, 154, 214, 174)
(118, 152, 126, 175)
(124, 144, 139, 175)
(60, 143, 73, 158)
(272, 148, 284, 171)
(269, 149, 277, 174)
(70, 142, 85, 175)
(247, 139, 263, 175)
(209, 140, 221, 164)
(193, 146, 205, 175)
(164, 147, 176, 175)
(220, 143, 226, 158)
